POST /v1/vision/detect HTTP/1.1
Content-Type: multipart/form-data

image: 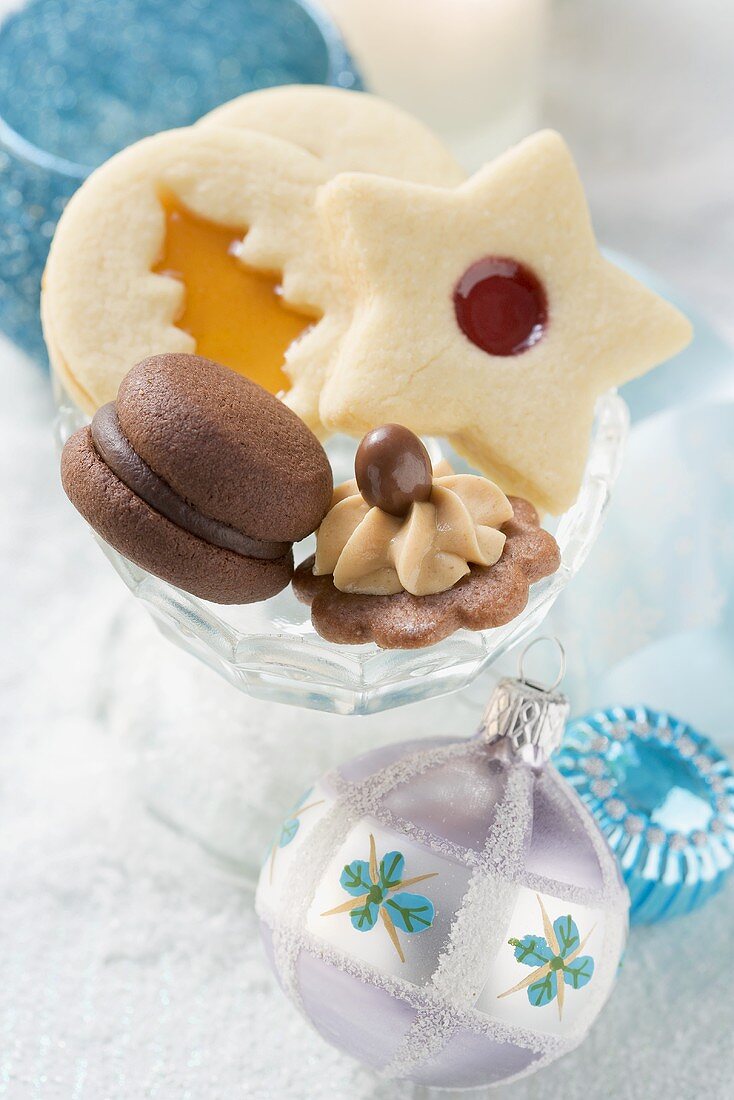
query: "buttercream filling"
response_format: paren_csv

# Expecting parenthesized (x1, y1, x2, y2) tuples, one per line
(90, 403, 289, 561)
(314, 462, 515, 596)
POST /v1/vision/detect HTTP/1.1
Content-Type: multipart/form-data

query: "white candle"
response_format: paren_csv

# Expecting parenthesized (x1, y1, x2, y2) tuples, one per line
(320, 0, 547, 169)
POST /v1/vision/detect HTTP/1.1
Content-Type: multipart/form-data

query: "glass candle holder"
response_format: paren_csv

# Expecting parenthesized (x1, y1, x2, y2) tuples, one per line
(0, 0, 360, 361)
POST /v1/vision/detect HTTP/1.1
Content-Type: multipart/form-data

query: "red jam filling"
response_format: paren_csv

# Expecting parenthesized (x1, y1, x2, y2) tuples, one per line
(453, 257, 547, 357)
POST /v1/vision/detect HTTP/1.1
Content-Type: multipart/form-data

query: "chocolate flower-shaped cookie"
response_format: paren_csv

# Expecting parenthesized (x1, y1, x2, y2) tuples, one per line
(294, 424, 563, 646)
(295, 497, 559, 649)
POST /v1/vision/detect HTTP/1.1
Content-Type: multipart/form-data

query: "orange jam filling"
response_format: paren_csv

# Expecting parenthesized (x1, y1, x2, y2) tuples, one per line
(154, 193, 313, 394)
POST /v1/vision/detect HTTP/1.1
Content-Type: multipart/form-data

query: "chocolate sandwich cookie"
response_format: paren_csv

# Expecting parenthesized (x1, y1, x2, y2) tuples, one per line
(61, 353, 333, 604)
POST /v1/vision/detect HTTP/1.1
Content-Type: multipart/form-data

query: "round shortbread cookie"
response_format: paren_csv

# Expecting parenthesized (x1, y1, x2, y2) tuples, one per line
(43, 125, 333, 415)
(199, 84, 464, 184)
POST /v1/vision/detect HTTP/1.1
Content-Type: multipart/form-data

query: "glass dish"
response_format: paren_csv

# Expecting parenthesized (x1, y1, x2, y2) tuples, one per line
(54, 378, 629, 715)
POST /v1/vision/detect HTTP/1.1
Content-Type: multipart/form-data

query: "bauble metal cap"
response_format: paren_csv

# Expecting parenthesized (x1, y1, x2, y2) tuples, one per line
(479, 637, 569, 765)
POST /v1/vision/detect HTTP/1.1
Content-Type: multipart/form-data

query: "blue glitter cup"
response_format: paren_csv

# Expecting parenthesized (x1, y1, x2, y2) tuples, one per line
(0, 0, 361, 362)
(556, 706, 734, 924)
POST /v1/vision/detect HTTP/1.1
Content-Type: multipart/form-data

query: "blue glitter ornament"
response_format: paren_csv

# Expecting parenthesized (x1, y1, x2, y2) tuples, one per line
(0, 0, 361, 360)
(556, 706, 734, 924)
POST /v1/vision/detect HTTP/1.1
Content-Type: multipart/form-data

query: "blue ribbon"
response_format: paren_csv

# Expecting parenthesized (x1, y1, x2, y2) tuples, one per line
(548, 260, 734, 745)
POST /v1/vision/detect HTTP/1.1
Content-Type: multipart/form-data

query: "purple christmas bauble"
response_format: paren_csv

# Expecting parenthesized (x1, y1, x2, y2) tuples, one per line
(256, 675, 629, 1089)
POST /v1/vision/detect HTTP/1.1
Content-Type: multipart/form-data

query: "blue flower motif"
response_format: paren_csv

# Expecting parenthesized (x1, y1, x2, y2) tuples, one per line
(322, 834, 437, 962)
(498, 895, 595, 1020)
(268, 787, 324, 882)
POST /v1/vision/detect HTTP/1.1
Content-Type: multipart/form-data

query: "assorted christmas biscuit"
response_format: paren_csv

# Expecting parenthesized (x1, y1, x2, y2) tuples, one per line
(61, 354, 332, 603)
(316, 130, 692, 513)
(50, 86, 692, 648)
(43, 124, 339, 416)
(293, 425, 560, 648)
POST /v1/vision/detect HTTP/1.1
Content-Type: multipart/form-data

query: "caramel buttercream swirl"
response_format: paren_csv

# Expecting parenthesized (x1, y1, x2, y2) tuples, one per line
(313, 461, 514, 596)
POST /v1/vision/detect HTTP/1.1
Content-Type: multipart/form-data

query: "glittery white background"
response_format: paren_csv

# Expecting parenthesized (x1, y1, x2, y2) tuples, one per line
(2, 1, 734, 1097)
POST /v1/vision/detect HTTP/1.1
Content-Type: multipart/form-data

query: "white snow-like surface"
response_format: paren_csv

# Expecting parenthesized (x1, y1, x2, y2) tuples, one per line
(2, 0, 734, 1095)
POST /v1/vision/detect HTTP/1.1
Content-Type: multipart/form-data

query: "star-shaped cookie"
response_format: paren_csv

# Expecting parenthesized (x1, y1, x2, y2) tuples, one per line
(316, 130, 693, 514)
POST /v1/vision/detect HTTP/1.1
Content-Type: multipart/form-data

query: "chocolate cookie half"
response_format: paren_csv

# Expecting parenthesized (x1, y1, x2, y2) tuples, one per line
(61, 353, 333, 604)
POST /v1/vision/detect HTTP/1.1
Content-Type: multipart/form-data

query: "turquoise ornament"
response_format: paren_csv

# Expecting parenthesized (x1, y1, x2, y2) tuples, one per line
(557, 706, 734, 924)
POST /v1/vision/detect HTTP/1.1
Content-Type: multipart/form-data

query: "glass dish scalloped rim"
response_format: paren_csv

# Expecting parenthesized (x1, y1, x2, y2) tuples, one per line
(54, 382, 628, 715)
